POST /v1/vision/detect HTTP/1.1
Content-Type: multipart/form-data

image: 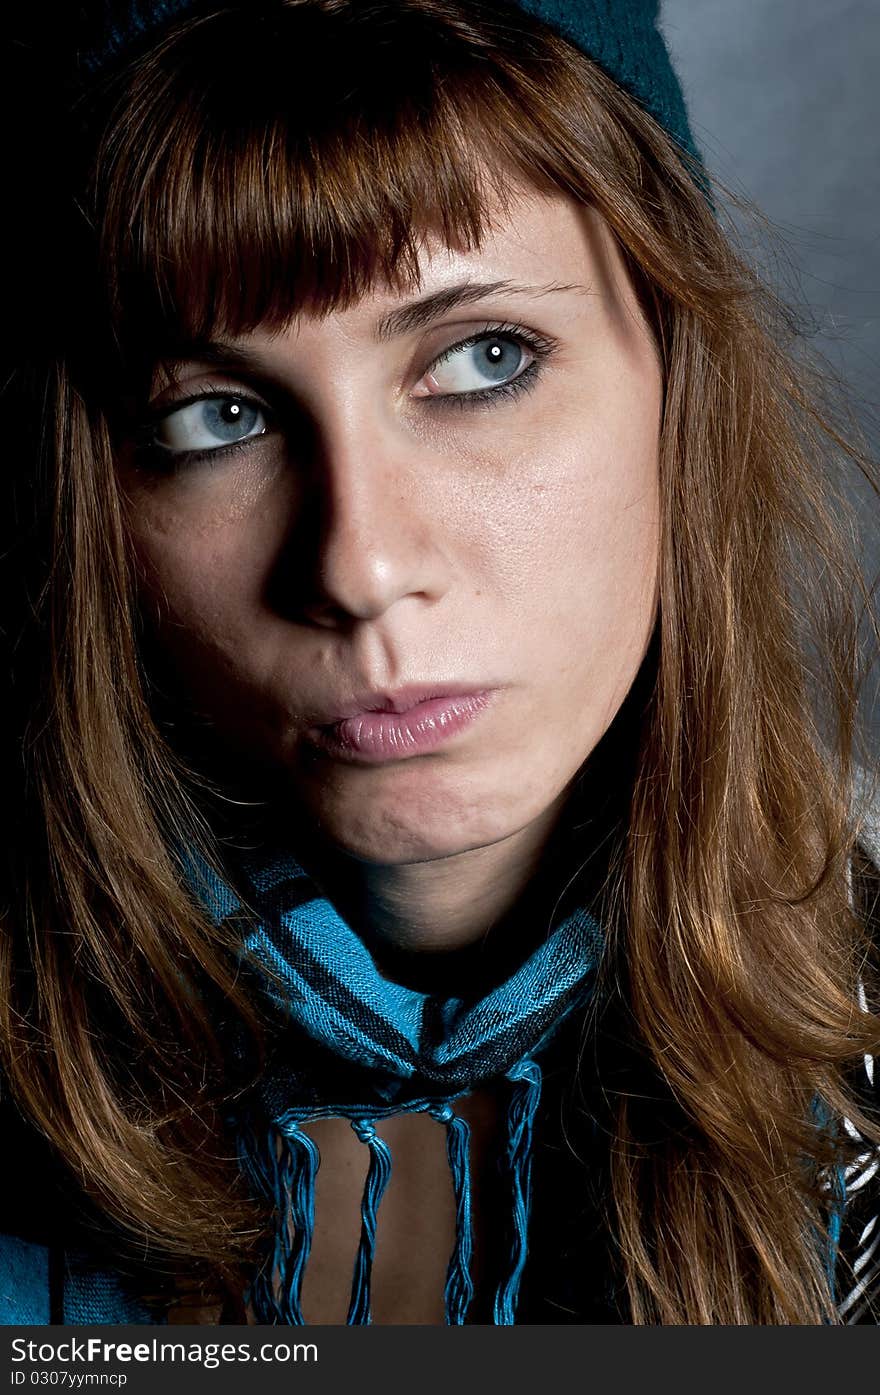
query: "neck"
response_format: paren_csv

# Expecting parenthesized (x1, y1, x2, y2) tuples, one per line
(280, 785, 585, 995)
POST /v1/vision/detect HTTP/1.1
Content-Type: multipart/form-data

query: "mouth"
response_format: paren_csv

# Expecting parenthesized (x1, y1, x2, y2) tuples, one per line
(304, 686, 499, 764)
(311, 683, 493, 723)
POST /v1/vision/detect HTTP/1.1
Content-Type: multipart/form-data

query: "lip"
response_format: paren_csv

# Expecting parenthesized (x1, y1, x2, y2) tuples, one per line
(305, 687, 498, 764)
(311, 683, 492, 723)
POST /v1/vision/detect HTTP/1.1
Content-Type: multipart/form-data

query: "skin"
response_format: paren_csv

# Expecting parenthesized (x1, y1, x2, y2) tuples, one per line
(118, 183, 662, 972)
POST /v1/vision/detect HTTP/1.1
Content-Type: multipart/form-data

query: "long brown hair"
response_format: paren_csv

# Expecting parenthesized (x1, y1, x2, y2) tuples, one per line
(3, 0, 880, 1323)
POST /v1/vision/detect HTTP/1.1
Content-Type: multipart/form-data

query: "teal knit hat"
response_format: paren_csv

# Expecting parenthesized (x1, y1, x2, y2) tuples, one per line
(514, 1, 696, 159)
(79, 0, 697, 161)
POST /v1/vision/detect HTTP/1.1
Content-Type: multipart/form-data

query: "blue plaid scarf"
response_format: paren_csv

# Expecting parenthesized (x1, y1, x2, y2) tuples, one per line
(183, 838, 605, 1325)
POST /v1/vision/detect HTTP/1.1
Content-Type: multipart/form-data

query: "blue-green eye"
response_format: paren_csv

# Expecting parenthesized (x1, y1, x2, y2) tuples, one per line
(150, 396, 267, 453)
(414, 323, 559, 411)
(425, 334, 529, 394)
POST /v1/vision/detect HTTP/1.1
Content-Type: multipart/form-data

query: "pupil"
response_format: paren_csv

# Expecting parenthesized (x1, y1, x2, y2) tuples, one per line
(201, 397, 260, 442)
(479, 337, 520, 381)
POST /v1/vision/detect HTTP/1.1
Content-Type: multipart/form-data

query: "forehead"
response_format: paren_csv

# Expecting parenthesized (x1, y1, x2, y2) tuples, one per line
(211, 189, 631, 352)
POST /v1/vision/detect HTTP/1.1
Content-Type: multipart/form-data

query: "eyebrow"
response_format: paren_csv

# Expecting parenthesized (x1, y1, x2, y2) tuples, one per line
(372, 279, 584, 341)
(156, 280, 584, 375)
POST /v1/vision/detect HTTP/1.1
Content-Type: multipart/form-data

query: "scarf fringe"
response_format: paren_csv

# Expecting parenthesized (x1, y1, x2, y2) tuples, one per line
(346, 1119, 392, 1324)
(494, 1059, 543, 1325)
(428, 1102, 474, 1324)
(275, 1114, 320, 1324)
(238, 1113, 319, 1324)
(239, 1056, 542, 1326)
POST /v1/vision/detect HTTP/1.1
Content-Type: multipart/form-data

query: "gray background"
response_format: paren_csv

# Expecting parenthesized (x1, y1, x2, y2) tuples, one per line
(660, 0, 879, 741)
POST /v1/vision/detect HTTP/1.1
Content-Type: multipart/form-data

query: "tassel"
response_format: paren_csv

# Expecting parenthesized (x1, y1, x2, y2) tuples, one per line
(274, 1114, 321, 1324)
(429, 1101, 474, 1325)
(810, 1095, 849, 1314)
(236, 1118, 292, 1324)
(346, 1119, 393, 1325)
(493, 1058, 542, 1325)
(826, 1162, 847, 1308)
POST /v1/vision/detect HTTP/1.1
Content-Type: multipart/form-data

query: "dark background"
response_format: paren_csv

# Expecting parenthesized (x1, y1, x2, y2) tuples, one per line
(663, 0, 878, 454)
(661, 0, 879, 742)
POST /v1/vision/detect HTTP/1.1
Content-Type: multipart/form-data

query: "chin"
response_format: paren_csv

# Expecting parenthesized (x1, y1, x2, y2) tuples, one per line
(303, 783, 522, 867)
(320, 813, 507, 866)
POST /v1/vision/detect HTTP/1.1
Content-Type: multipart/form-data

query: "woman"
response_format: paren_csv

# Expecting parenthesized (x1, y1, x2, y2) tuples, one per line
(1, 0, 879, 1326)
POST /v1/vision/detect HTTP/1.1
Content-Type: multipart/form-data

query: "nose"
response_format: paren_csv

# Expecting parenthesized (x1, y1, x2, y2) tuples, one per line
(289, 414, 451, 629)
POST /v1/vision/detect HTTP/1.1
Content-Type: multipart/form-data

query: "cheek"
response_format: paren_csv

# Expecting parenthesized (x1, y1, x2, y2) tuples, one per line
(483, 370, 661, 622)
(121, 450, 292, 646)
(137, 539, 243, 625)
(487, 360, 661, 747)
(125, 507, 279, 700)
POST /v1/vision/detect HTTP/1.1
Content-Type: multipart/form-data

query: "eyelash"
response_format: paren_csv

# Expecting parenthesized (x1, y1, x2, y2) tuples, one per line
(132, 321, 558, 470)
(418, 321, 556, 412)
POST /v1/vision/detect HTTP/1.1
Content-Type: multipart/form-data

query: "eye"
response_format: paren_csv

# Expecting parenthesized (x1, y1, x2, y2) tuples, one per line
(416, 332, 534, 399)
(148, 395, 269, 454)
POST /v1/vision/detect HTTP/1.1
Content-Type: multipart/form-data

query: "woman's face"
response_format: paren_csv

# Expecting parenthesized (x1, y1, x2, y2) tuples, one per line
(119, 185, 662, 864)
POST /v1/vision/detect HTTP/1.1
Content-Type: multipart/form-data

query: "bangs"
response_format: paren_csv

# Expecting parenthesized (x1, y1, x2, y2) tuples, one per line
(87, 0, 569, 385)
